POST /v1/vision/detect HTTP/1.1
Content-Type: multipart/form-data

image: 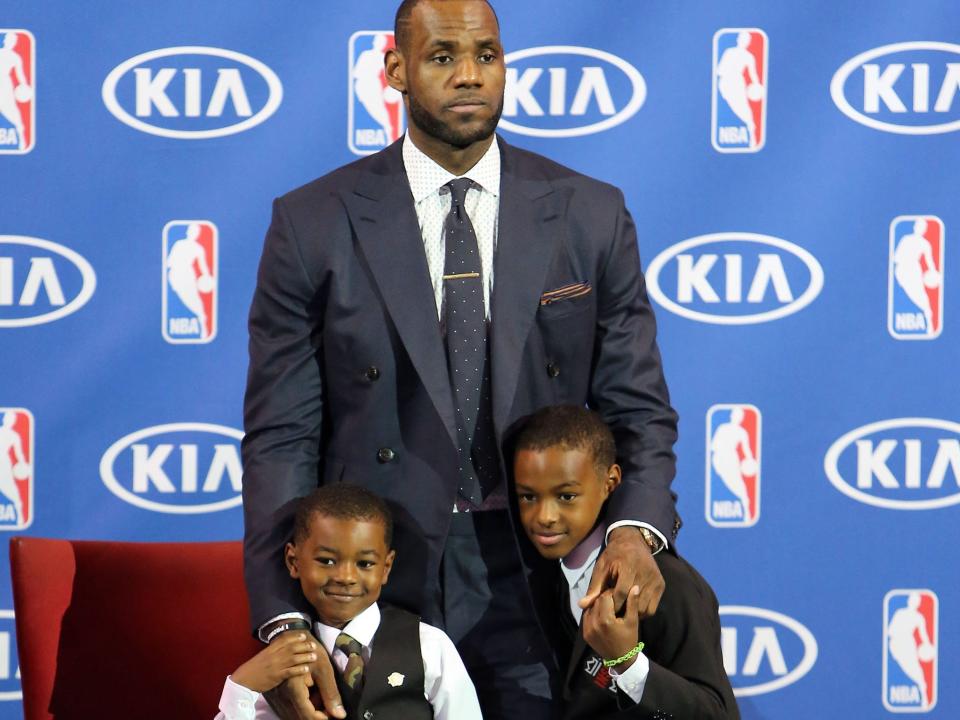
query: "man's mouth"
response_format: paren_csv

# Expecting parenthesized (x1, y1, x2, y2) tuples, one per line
(447, 99, 487, 114)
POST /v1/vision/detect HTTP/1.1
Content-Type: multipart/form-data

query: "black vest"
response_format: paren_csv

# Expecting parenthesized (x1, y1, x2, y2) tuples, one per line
(333, 605, 433, 720)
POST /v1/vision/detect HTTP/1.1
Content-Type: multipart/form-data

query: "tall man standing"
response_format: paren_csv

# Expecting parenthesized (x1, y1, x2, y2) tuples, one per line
(242, 1, 680, 718)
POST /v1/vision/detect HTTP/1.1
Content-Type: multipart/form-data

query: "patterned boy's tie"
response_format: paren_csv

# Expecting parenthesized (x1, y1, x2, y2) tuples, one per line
(335, 632, 365, 693)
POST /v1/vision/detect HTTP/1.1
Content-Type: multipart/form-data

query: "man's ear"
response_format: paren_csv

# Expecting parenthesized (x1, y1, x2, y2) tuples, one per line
(603, 463, 622, 498)
(284, 542, 299, 579)
(384, 48, 407, 94)
(381, 549, 397, 585)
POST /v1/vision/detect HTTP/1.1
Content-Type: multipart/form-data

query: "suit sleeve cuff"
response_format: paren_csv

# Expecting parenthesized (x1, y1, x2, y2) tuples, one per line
(608, 652, 650, 703)
(606, 520, 668, 554)
(257, 612, 313, 643)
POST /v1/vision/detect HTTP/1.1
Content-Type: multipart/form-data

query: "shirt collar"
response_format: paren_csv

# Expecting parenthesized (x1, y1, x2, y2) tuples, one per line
(315, 602, 381, 655)
(402, 133, 501, 203)
(560, 523, 605, 589)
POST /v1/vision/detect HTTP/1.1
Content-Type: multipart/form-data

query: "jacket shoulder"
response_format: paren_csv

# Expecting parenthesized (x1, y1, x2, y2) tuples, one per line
(502, 141, 624, 201)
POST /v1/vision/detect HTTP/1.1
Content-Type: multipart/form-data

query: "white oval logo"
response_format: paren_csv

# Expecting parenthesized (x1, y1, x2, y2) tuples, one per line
(101, 46, 283, 139)
(645, 233, 824, 325)
(499, 45, 646, 138)
(720, 606, 818, 697)
(100, 422, 244, 514)
(824, 418, 960, 510)
(830, 41, 960, 135)
(0, 236, 96, 328)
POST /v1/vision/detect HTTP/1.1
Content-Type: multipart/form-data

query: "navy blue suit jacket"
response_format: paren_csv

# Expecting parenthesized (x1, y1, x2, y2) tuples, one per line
(241, 136, 679, 629)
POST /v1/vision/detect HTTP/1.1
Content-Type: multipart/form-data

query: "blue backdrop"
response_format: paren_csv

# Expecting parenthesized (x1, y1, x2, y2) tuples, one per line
(2, 1, 959, 717)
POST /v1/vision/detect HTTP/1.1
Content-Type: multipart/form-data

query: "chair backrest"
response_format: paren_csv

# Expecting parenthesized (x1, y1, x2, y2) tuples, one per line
(10, 537, 263, 720)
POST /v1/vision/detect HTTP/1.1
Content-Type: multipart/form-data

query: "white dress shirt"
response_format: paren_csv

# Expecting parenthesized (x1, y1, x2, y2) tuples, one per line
(560, 525, 650, 703)
(402, 133, 500, 320)
(217, 603, 482, 720)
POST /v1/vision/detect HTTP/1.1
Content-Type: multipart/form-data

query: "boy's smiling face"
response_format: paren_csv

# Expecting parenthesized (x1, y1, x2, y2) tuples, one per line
(514, 445, 621, 560)
(285, 513, 395, 629)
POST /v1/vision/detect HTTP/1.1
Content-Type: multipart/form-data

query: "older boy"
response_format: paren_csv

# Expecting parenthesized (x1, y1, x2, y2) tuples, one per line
(217, 485, 482, 720)
(514, 405, 739, 719)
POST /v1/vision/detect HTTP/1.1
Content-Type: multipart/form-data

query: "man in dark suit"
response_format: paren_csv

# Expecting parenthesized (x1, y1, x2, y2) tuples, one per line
(241, 1, 679, 718)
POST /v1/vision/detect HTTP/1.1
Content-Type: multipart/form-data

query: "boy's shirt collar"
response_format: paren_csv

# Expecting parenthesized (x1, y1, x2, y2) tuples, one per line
(560, 523, 605, 624)
(315, 602, 380, 659)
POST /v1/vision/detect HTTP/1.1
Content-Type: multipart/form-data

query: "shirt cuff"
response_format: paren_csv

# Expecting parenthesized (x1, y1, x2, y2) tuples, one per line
(257, 612, 313, 643)
(606, 520, 668, 554)
(608, 652, 650, 703)
(219, 676, 262, 720)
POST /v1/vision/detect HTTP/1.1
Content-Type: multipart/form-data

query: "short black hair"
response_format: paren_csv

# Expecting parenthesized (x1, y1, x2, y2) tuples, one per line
(394, 0, 498, 53)
(292, 484, 394, 547)
(514, 405, 616, 472)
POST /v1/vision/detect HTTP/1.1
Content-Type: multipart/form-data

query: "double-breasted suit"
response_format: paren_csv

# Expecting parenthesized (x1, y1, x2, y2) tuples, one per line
(241, 136, 679, 629)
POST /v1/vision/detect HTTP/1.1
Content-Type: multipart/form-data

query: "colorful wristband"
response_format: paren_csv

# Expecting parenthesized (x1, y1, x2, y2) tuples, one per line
(603, 641, 645, 668)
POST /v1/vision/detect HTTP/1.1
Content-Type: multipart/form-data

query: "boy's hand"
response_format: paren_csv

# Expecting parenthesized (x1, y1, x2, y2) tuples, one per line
(582, 586, 641, 670)
(580, 527, 664, 618)
(264, 635, 346, 720)
(232, 632, 318, 693)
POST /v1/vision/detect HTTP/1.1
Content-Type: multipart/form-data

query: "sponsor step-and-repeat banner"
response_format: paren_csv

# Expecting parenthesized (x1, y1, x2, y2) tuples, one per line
(2, 2, 958, 717)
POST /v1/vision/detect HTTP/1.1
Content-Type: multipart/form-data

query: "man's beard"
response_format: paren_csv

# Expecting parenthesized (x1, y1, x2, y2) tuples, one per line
(407, 93, 504, 149)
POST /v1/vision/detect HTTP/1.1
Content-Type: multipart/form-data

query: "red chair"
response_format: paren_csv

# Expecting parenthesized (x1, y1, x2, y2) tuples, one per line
(10, 537, 262, 720)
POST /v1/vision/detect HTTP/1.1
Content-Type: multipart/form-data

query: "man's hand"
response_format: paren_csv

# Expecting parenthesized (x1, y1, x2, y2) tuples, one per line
(582, 586, 641, 670)
(232, 633, 318, 693)
(579, 526, 664, 618)
(263, 631, 346, 720)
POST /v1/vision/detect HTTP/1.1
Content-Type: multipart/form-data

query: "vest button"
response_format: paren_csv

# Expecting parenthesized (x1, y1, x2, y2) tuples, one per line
(546, 362, 560, 378)
(377, 447, 395, 463)
(365, 366, 380, 381)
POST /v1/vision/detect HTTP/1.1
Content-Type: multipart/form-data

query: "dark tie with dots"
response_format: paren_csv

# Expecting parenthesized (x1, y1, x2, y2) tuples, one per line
(334, 632, 365, 695)
(443, 178, 498, 506)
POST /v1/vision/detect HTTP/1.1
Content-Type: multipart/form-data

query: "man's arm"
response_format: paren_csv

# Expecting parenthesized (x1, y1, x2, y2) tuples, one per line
(583, 188, 679, 614)
(243, 197, 344, 720)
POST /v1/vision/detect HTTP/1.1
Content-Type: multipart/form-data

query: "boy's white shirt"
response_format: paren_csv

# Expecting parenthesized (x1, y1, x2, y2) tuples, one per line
(215, 603, 482, 720)
(561, 524, 650, 702)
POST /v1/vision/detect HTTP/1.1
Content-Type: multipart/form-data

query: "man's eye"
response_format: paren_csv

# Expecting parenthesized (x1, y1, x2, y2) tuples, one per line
(518, 494, 535, 504)
(478, 53, 497, 63)
(432, 55, 453, 64)
(559, 494, 578, 502)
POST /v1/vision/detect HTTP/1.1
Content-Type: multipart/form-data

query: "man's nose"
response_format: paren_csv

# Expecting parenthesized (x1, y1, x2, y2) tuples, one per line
(453, 56, 482, 87)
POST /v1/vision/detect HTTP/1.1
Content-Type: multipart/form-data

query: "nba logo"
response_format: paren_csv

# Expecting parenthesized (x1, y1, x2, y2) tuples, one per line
(883, 589, 938, 712)
(712, 28, 767, 152)
(889, 216, 944, 340)
(0, 29, 35, 154)
(706, 404, 760, 527)
(0, 408, 33, 530)
(348, 31, 405, 155)
(162, 221, 218, 344)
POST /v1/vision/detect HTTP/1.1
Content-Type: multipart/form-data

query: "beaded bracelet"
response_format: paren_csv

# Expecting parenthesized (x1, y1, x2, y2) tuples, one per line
(602, 641, 645, 668)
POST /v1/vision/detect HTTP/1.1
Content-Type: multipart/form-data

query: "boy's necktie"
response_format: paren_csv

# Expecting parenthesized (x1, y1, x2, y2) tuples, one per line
(442, 178, 498, 506)
(335, 632, 365, 694)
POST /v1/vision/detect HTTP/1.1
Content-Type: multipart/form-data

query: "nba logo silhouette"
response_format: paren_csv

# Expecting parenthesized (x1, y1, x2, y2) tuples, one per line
(712, 28, 767, 153)
(349, 31, 405, 155)
(889, 216, 944, 340)
(0, 29, 35, 154)
(162, 221, 218, 344)
(706, 404, 760, 527)
(0, 408, 33, 530)
(883, 589, 937, 712)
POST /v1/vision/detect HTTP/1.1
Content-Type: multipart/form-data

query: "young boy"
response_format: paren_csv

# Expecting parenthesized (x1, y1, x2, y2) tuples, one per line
(513, 405, 740, 719)
(216, 484, 482, 720)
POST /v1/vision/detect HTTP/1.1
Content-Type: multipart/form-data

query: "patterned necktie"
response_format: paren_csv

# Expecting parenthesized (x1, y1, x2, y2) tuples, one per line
(334, 632, 365, 694)
(443, 178, 498, 506)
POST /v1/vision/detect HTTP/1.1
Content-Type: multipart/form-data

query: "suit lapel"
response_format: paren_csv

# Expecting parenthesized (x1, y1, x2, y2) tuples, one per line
(490, 139, 562, 437)
(343, 143, 459, 448)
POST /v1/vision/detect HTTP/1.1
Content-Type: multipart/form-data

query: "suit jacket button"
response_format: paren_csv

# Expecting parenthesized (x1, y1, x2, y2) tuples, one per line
(546, 362, 560, 378)
(363, 712, 374, 720)
(377, 447, 395, 463)
(365, 366, 380, 381)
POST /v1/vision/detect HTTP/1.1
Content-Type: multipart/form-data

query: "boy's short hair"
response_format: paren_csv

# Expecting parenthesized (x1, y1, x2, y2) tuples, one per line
(514, 405, 616, 472)
(292, 484, 394, 547)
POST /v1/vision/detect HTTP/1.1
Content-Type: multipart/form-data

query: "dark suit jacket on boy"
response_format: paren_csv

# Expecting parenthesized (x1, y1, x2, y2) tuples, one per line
(550, 551, 739, 720)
